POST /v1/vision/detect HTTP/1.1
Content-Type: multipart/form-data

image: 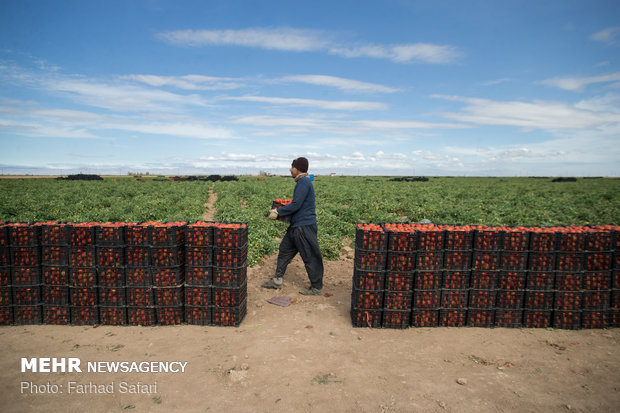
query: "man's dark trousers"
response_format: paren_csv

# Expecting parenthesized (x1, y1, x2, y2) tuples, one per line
(275, 224, 323, 289)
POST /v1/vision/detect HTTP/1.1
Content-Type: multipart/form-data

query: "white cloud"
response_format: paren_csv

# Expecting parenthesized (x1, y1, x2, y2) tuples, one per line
(591, 27, 620, 46)
(225, 95, 387, 111)
(122, 74, 244, 91)
(541, 72, 620, 91)
(282, 74, 400, 93)
(329, 42, 461, 64)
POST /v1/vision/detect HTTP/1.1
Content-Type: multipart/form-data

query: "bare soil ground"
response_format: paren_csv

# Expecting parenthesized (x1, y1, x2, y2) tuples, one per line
(1, 248, 620, 413)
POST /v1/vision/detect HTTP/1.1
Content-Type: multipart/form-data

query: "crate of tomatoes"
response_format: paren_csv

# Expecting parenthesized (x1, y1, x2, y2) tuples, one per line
(272, 199, 292, 223)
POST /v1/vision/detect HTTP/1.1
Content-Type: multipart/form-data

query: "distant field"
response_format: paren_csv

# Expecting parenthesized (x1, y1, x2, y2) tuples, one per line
(1, 176, 618, 265)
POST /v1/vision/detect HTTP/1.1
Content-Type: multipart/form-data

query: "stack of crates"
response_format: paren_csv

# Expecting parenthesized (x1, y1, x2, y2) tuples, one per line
(41, 222, 71, 325)
(185, 221, 214, 325)
(68, 223, 99, 324)
(126, 223, 154, 326)
(151, 223, 186, 325)
(412, 225, 444, 327)
(441, 226, 474, 327)
(383, 224, 415, 328)
(97, 223, 127, 326)
(523, 229, 556, 328)
(579, 230, 613, 329)
(10, 223, 43, 324)
(211, 223, 248, 326)
(612, 232, 620, 327)
(0, 224, 10, 324)
(493, 229, 529, 327)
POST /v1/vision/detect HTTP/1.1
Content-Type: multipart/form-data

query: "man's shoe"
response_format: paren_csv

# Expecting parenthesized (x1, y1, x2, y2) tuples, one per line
(261, 278, 283, 289)
(299, 287, 322, 296)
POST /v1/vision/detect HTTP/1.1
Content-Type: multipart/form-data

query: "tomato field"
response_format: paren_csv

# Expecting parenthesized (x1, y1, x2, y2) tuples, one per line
(0, 176, 619, 267)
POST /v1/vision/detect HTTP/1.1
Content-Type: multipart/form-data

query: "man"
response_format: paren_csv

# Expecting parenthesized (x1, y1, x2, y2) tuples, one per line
(262, 157, 324, 295)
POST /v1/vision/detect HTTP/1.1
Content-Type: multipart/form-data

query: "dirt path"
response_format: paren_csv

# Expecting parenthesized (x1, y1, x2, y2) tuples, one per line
(201, 184, 217, 221)
(1, 250, 619, 412)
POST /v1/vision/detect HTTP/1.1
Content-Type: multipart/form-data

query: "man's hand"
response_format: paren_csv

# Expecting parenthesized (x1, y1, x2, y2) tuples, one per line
(268, 208, 279, 220)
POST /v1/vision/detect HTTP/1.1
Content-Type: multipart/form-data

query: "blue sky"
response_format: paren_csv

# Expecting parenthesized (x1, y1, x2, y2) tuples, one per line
(1, 0, 619, 176)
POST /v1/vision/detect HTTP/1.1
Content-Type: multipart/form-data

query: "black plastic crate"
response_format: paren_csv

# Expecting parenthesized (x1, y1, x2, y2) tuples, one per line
(41, 222, 71, 245)
(127, 306, 156, 326)
(70, 247, 96, 267)
(0, 224, 9, 247)
(98, 267, 125, 287)
(581, 290, 610, 310)
(525, 290, 554, 310)
(353, 269, 385, 291)
(585, 230, 613, 251)
(474, 229, 504, 250)
(126, 286, 155, 307)
(441, 289, 469, 309)
(125, 246, 150, 267)
(151, 223, 187, 246)
(555, 291, 582, 310)
(439, 309, 467, 327)
(443, 251, 471, 270)
(0, 248, 8, 266)
(584, 252, 613, 271)
(70, 286, 97, 306)
(469, 289, 497, 309)
(154, 285, 184, 306)
(556, 252, 584, 271)
(186, 223, 214, 247)
(95, 224, 125, 245)
(467, 308, 495, 328)
(213, 283, 246, 307)
(470, 270, 499, 289)
(384, 271, 414, 291)
(0, 286, 10, 306)
(529, 230, 557, 251)
(0, 306, 12, 325)
(96, 246, 124, 267)
(212, 303, 246, 327)
(582, 271, 612, 290)
(69, 267, 97, 287)
(42, 245, 69, 265)
(502, 230, 530, 251)
(611, 310, 620, 328)
(384, 224, 415, 252)
(8, 224, 40, 246)
(611, 289, 620, 309)
(12, 266, 41, 285)
(12, 285, 41, 305)
(523, 310, 552, 328)
(443, 229, 473, 250)
(0, 267, 9, 286)
(126, 267, 152, 286)
(43, 305, 70, 325)
(500, 252, 528, 271)
(152, 246, 185, 267)
(581, 310, 608, 329)
(212, 266, 247, 288)
(351, 288, 384, 309)
(414, 271, 442, 290)
(555, 272, 582, 291)
(529, 252, 556, 271)
(473, 251, 501, 270)
(526, 272, 555, 291)
(411, 309, 439, 327)
(69, 224, 96, 246)
(494, 309, 523, 328)
(100, 306, 128, 326)
(386, 252, 416, 272)
(71, 306, 98, 325)
(185, 305, 212, 326)
(186, 246, 212, 267)
(156, 305, 184, 325)
(355, 224, 388, 251)
(413, 289, 440, 309)
(213, 223, 249, 249)
(98, 286, 127, 306)
(417, 229, 445, 251)
(42, 265, 69, 285)
(184, 286, 211, 307)
(42, 285, 69, 305)
(416, 251, 443, 270)
(13, 304, 42, 325)
(442, 270, 470, 289)
(553, 310, 581, 330)
(383, 309, 411, 329)
(153, 266, 184, 287)
(355, 249, 387, 271)
(125, 224, 151, 245)
(498, 271, 527, 290)
(185, 266, 212, 286)
(351, 307, 382, 328)
(496, 290, 525, 309)
(213, 247, 246, 268)
(557, 230, 586, 252)
(383, 291, 412, 310)
(11, 246, 40, 267)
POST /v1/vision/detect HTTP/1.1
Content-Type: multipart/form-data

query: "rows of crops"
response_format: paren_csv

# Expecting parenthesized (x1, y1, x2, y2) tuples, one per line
(1, 176, 619, 267)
